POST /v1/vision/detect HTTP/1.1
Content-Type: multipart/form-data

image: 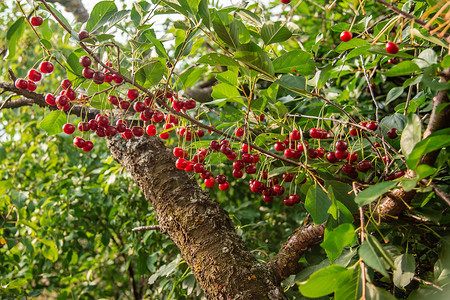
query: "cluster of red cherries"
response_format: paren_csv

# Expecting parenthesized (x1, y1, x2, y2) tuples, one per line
(339, 30, 400, 56)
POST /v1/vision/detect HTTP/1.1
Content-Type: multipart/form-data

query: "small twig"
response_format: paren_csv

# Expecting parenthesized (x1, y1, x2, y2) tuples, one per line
(353, 183, 366, 300)
(412, 276, 443, 291)
(131, 225, 160, 232)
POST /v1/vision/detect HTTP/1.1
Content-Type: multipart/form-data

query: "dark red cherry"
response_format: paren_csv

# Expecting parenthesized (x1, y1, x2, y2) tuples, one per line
(63, 123, 75, 134)
(335, 140, 348, 151)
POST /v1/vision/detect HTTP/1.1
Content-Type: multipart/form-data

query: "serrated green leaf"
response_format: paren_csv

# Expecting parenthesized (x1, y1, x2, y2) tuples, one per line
(261, 21, 292, 45)
(401, 114, 422, 158)
(355, 181, 398, 207)
(385, 61, 421, 77)
(321, 223, 356, 263)
(335, 38, 369, 53)
(39, 111, 66, 135)
(305, 184, 331, 224)
(86, 1, 118, 32)
(298, 265, 353, 297)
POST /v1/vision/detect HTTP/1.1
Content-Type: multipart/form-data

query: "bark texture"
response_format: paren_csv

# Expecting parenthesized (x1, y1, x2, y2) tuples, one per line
(106, 134, 286, 300)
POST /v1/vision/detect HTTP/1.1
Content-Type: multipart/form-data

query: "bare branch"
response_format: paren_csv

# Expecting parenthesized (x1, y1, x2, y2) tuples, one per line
(131, 225, 160, 232)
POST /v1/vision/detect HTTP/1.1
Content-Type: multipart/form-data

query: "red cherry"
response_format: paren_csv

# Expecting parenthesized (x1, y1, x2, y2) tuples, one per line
(39, 61, 54, 74)
(152, 111, 164, 123)
(242, 143, 251, 153)
(61, 79, 71, 90)
(27, 69, 42, 82)
(387, 128, 398, 139)
(242, 153, 253, 164)
(342, 163, 356, 174)
(388, 58, 397, 64)
(78, 30, 89, 40)
(346, 152, 358, 163)
(184, 99, 196, 110)
(282, 173, 294, 182)
(235, 127, 244, 137)
(132, 126, 144, 137)
(325, 152, 336, 163)
(146, 124, 156, 136)
(79, 56, 92, 67)
(281, 0, 291, 4)
(127, 89, 139, 100)
(274, 142, 285, 152)
(394, 169, 406, 178)
(105, 125, 118, 137)
(219, 182, 230, 191)
(173, 147, 184, 158)
(335, 149, 348, 160)
(316, 147, 326, 158)
(97, 115, 109, 127)
(30, 16, 43, 26)
(64, 88, 77, 101)
(104, 74, 113, 83)
(209, 140, 220, 151)
(367, 121, 378, 131)
(232, 169, 243, 178)
(78, 122, 90, 132)
(263, 195, 274, 203)
(233, 160, 245, 170)
(93, 72, 105, 84)
(245, 164, 257, 174)
(22, 16, 40, 29)
(175, 158, 187, 170)
(45, 94, 56, 106)
(289, 194, 301, 204)
(165, 115, 178, 125)
(185, 161, 194, 172)
(215, 174, 227, 184)
(349, 127, 358, 136)
(26, 80, 37, 91)
(56, 95, 69, 107)
(386, 42, 399, 54)
(268, 177, 279, 187)
(335, 140, 348, 151)
(122, 129, 133, 139)
(290, 130, 301, 141)
(201, 170, 212, 180)
(193, 163, 205, 173)
(82, 67, 95, 79)
(96, 127, 106, 138)
(63, 123, 75, 134)
(112, 74, 123, 84)
(297, 141, 309, 152)
(133, 101, 146, 112)
(89, 119, 99, 131)
(308, 148, 318, 159)
(309, 128, 322, 139)
(119, 100, 130, 110)
(252, 153, 260, 164)
(196, 129, 205, 137)
(356, 160, 372, 173)
(227, 151, 237, 160)
(273, 184, 284, 195)
(340, 31, 352, 42)
(82, 141, 94, 152)
(15, 79, 28, 90)
(73, 136, 86, 148)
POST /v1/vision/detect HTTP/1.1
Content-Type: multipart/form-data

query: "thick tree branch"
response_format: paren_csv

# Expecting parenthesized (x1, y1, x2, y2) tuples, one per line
(106, 134, 286, 299)
(47, 0, 89, 23)
(267, 223, 326, 283)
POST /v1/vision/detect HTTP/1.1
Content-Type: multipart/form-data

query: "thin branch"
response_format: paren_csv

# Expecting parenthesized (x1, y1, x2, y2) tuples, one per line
(132, 225, 160, 232)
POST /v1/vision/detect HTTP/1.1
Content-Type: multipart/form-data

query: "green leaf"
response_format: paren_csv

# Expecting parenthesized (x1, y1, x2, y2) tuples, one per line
(210, 83, 244, 106)
(385, 61, 421, 77)
(411, 28, 449, 49)
(180, 67, 203, 88)
(393, 254, 415, 288)
(347, 45, 371, 59)
(298, 265, 353, 297)
(268, 166, 297, 178)
(305, 184, 331, 224)
(335, 267, 361, 300)
(2, 278, 27, 290)
(335, 38, 369, 53)
(212, 14, 239, 49)
(216, 69, 238, 86)
(198, 53, 240, 67)
(261, 21, 292, 45)
(39, 111, 66, 135)
(135, 60, 165, 88)
(381, 113, 407, 131)
(320, 223, 356, 263)
(442, 55, 450, 68)
(234, 51, 275, 78)
(413, 49, 438, 69)
(355, 181, 398, 207)
(386, 87, 404, 105)
(406, 128, 450, 169)
(6, 17, 25, 59)
(86, 1, 118, 32)
(401, 114, 422, 158)
(359, 239, 389, 277)
(272, 50, 315, 76)
(144, 30, 169, 58)
(235, 9, 262, 27)
(41, 239, 58, 262)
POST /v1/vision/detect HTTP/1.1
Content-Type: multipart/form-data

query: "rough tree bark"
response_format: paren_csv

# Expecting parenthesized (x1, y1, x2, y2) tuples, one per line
(106, 134, 286, 300)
